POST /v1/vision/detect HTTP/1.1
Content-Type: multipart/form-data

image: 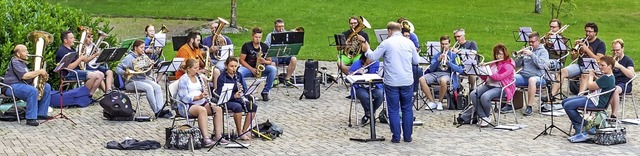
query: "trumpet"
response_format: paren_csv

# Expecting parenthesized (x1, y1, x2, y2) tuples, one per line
(440, 42, 457, 71)
(573, 36, 589, 52)
(514, 46, 533, 58)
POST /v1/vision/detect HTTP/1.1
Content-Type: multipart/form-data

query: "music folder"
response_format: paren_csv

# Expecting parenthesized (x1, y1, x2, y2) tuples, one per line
(374, 29, 388, 43)
(271, 32, 304, 45)
(347, 74, 383, 84)
(153, 33, 167, 48)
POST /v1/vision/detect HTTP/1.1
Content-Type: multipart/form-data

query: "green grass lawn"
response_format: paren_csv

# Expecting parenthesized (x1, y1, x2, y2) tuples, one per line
(50, 0, 640, 68)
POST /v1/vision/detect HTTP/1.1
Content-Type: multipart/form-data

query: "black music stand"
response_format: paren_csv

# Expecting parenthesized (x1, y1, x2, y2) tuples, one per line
(582, 58, 600, 74)
(271, 32, 304, 45)
(268, 44, 302, 90)
(94, 48, 116, 68)
(208, 84, 249, 149)
(43, 52, 80, 125)
(347, 74, 385, 142)
(512, 27, 532, 47)
(172, 36, 188, 52)
(326, 34, 349, 90)
(533, 68, 570, 140)
(155, 58, 183, 117)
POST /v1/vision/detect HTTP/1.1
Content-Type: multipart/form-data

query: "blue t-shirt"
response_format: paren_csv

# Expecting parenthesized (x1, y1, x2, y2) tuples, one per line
(614, 55, 634, 85)
(55, 45, 76, 63)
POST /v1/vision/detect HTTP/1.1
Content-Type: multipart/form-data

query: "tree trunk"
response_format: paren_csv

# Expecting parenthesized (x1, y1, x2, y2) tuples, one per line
(534, 0, 542, 14)
(230, 0, 237, 28)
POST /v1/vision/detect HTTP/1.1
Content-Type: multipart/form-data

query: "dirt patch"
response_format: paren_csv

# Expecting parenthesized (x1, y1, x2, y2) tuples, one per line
(102, 17, 247, 42)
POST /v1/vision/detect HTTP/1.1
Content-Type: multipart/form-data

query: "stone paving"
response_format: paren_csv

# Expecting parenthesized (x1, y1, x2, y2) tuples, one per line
(1, 61, 640, 155)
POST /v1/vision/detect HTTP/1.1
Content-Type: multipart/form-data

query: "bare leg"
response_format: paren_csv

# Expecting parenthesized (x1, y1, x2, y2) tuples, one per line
(212, 68, 220, 91)
(286, 57, 298, 80)
(578, 74, 590, 93)
(419, 77, 435, 102)
(438, 77, 447, 103)
(205, 104, 223, 139)
(241, 112, 255, 140)
(527, 77, 537, 106)
(105, 70, 113, 91)
(233, 113, 243, 138)
(551, 69, 568, 95)
(189, 105, 210, 138)
(611, 86, 622, 117)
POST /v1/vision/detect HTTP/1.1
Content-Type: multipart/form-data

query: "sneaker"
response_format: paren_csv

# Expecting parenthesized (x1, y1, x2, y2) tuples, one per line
(345, 95, 352, 99)
(500, 105, 514, 114)
(610, 115, 618, 119)
(479, 117, 491, 127)
(261, 93, 270, 101)
(360, 116, 370, 125)
(26, 119, 39, 126)
(523, 106, 533, 116)
(426, 102, 436, 110)
(202, 138, 215, 147)
(436, 102, 444, 111)
(568, 132, 590, 143)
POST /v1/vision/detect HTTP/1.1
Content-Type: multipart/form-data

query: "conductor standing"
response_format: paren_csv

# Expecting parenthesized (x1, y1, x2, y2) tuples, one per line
(363, 22, 420, 143)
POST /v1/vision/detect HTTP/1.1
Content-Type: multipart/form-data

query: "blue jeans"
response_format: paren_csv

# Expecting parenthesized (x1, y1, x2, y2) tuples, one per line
(384, 85, 413, 141)
(238, 65, 277, 94)
(562, 96, 596, 133)
(355, 87, 383, 117)
(469, 85, 504, 118)
(412, 66, 423, 92)
(5, 83, 52, 119)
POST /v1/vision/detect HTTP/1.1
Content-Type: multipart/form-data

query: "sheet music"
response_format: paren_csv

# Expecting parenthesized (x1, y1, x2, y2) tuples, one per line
(549, 34, 567, 51)
(347, 74, 383, 84)
(218, 45, 234, 60)
(425, 41, 441, 57)
(374, 29, 388, 43)
(518, 27, 532, 42)
(154, 34, 166, 47)
(217, 83, 235, 105)
(158, 58, 184, 72)
(244, 78, 265, 96)
(582, 58, 600, 73)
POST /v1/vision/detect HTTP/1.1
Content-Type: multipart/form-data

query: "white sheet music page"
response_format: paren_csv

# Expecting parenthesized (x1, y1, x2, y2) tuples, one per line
(347, 74, 382, 83)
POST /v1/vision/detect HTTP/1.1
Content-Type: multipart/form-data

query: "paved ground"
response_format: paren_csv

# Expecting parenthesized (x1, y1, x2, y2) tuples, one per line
(1, 61, 640, 155)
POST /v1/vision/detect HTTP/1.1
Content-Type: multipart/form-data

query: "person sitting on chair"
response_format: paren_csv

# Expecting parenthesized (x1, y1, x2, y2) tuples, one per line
(82, 31, 115, 93)
(176, 58, 228, 147)
(115, 40, 172, 118)
(562, 56, 615, 134)
(609, 39, 634, 118)
(453, 28, 479, 91)
(202, 20, 233, 71)
(143, 24, 163, 61)
(418, 35, 463, 110)
(2, 44, 52, 126)
(216, 57, 258, 141)
(55, 30, 104, 95)
(337, 16, 370, 75)
(238, 27, 277, 101)
(265, 19, 298, 87)
(348, 56, 383, 125)
(503, 32, 548, 116)
(470, 44, 515, 127)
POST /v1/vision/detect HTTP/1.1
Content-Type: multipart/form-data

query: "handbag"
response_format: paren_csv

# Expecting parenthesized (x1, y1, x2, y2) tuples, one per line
(166, 124, 203, 150)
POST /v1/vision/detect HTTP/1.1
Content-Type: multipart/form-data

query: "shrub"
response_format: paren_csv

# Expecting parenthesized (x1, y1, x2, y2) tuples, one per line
(0, 0, 117, 88)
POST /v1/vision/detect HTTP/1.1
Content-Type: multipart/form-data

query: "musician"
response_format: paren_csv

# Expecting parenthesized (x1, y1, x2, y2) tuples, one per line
(503, 32, 548, 116)
(337, 16, 370, 75)
(418, 35, 463, 110)
(562, 56, 615, 135)
(348, 56, 383, 125)
(82, 32, 115, 92)
(175, 31, 221, 88)
(545, 19, 568, 59)
(176, 58, 228, 146)
(453, 28, 479, 90)
(608, 39, 634, 118)
(202, 20, 233, 70)
(2, 45, 51, 126)
(216, 57, 258, 140)
(396, 17, 419, 51)
(115, 40, 172, 118)
(238, 27, 276, 101)
(363, 22, 419, 143)
(551, 22, 606, 96)
(469, 44, 515, 127)
(143, 24, 162, 60)
(55, 30, 104, 95)
(265, 19, 298, 86)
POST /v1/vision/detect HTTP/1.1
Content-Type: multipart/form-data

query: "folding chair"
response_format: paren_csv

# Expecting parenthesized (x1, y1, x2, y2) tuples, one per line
(168, 81, 198, 127)
(0, 77, 21, 124)
(488, 77, 518, 126)
(620, 74, 638, 121)
(570, 87, 616, 135)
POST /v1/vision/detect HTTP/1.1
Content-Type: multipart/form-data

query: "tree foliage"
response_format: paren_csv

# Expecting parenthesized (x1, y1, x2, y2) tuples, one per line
(547, 0, 577, 19)
(0, 0, 117, 88)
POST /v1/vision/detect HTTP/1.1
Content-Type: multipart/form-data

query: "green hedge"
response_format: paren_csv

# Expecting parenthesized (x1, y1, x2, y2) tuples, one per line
(1, 0, 117, 88)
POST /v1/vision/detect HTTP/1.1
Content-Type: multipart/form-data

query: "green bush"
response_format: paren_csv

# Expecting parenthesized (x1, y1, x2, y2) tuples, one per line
(0, 0, 117, 88)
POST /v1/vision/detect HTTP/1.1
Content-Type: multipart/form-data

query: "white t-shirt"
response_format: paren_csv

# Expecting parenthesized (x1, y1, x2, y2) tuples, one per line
(188, 78, 206, 105)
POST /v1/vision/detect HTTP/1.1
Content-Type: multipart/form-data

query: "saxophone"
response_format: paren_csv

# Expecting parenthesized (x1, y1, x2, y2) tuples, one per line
(255, 45, 265, 78)
(125, 54, 155, 81)
(27, 31, 53, 100)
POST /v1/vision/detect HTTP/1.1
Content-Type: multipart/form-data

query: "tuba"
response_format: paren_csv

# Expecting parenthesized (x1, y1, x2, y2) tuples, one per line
(401, 20, 415, 33)
(255, 46, 265, 78)
(125, 54, 155, 81)
(88, 30, 110, 69)
(211, 17, 229, 60)
(76, 26, 91, 70)
(27, 31, 53, 100)
(344, 16, 371, 58)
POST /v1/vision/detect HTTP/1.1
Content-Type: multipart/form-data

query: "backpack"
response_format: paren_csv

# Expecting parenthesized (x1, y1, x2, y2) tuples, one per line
(166, 124, 203, 150)
(100, 91, 135, 121)
(252, 120, 284, 140)
(0, 105, 26, 121)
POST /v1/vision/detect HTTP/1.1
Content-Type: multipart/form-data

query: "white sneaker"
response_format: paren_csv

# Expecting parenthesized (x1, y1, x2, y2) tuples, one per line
(426, 102, 437, 110)
(480, 117, 491, 127)
(436, 102, 444, 111)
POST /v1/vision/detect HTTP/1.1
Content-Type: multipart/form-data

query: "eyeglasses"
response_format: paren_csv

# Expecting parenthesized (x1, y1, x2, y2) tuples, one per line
(454, 35, 463, 38)
(549, 26, 559, 28)
(349, 22, 358, 25)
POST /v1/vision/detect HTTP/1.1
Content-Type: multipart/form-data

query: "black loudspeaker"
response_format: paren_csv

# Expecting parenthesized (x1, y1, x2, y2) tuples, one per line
(300, 60, 321, 99)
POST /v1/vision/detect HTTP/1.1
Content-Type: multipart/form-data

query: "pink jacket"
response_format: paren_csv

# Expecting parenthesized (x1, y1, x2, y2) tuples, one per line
(480, 59, 516, 100)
